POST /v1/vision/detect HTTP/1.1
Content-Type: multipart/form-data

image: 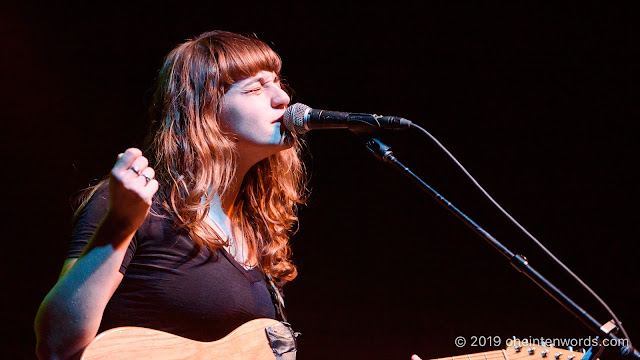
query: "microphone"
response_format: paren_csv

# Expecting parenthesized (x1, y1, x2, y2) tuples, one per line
(282, 103, 412, 134)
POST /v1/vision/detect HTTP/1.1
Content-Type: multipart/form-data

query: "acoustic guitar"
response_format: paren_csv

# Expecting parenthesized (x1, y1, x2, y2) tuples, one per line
(81, 318, 587, 360)
(80, 318, 292, 360)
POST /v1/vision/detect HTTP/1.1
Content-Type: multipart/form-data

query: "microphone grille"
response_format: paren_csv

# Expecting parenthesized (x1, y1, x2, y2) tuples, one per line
(283, 103, 311, 134)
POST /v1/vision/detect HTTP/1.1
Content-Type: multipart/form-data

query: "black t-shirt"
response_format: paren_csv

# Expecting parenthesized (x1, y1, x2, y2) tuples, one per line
(67, 184, 277, 341)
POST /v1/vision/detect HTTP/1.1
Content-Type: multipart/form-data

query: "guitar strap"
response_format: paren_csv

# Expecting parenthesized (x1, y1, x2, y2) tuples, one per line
(265, 274, 299, 360)
(265, 274, 288, 323)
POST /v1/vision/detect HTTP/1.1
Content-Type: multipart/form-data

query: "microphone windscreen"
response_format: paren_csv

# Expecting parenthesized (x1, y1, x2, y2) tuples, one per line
(283, 103, 311, 134)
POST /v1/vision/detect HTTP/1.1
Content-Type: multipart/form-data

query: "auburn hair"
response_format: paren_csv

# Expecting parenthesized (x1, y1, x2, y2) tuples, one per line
(78, 31, 307, 283)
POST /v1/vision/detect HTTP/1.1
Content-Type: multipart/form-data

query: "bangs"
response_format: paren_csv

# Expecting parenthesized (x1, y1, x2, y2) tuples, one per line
(224, 40, 282, 83)
(195, 32, 282, 90)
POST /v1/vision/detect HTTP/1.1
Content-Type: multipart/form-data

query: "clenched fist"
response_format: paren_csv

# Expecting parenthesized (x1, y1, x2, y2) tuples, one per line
(107, 148, 159, 235)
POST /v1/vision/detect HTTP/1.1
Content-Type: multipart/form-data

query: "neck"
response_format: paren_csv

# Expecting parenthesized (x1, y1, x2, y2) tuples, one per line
(208, 158, 257, 266)
(218, 157, 254, 214)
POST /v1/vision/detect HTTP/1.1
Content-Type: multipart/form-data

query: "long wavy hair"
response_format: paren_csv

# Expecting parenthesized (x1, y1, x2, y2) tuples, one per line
(78, 31, 307, 282)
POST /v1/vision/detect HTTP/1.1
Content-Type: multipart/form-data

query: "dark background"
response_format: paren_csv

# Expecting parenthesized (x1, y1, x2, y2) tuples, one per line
(1, 2, 638, 359)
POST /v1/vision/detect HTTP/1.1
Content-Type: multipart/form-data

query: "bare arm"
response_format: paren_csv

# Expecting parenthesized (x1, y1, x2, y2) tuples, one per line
(34, 149, 158, 360)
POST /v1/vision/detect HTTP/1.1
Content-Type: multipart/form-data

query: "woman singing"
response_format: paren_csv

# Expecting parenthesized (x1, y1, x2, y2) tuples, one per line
(35, 30, 306, 359)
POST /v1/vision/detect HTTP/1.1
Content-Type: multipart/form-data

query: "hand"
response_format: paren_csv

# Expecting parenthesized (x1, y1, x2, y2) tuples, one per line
(411, 355, 423, 360)
(107, 148, 159, 235)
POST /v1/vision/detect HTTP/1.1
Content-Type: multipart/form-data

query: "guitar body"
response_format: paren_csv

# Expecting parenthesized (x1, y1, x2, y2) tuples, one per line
(82, 316, 589, 360)
(81, 318, 281, 360)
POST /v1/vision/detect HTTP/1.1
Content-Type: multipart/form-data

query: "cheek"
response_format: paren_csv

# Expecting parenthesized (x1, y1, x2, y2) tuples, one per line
(218, 100, 245, 134)
(218, 113, 237, 135)
(219, 108, 261, 143)
(218, 96, 275, 143)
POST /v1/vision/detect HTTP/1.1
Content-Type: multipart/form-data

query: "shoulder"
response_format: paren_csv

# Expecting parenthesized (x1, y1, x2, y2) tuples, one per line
(73, 181, 110, 225)
(77, 179, 167, 217)
(74, 180, 167, 233)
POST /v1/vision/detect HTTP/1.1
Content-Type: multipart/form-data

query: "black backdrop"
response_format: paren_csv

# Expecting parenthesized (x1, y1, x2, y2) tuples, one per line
(2, 2, 638, 359)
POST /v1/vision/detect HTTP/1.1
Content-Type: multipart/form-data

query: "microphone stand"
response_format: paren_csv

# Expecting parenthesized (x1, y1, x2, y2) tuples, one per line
(358, 134, 638, 360)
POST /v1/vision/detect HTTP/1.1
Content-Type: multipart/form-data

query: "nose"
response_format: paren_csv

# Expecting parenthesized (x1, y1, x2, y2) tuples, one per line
(271, 86, 290, 110)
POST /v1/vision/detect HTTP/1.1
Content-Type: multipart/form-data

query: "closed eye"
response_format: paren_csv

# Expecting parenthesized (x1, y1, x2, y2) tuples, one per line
(243, 87, 262, 94)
